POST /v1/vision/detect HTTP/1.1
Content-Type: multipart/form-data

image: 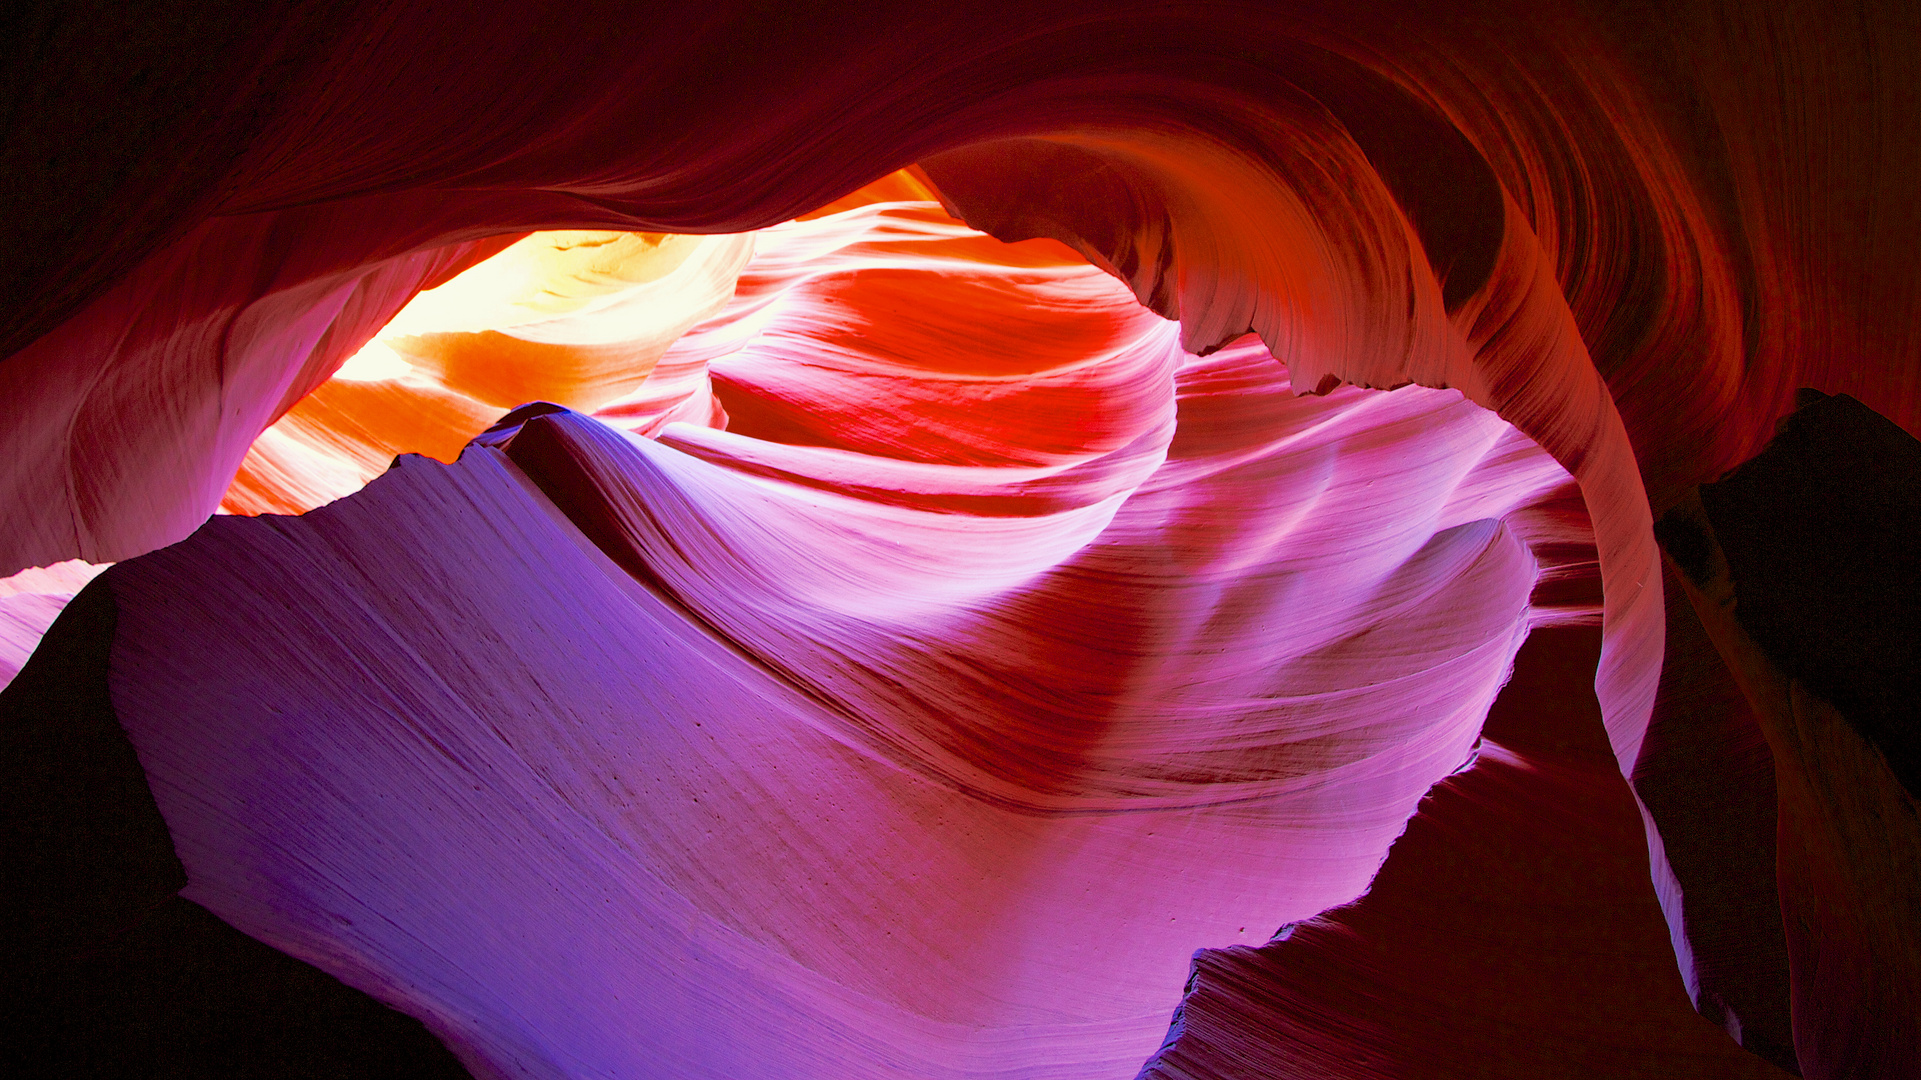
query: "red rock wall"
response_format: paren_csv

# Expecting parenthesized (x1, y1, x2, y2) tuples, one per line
(8, 1, 1918, 1075)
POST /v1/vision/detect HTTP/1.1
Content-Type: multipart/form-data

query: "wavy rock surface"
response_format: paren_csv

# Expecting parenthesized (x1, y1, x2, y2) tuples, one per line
(7, 0, 1920, 1074)
(0, 561, 108, 692)
(1138, 627, 1795, 1080)
(105, 316, 1582, 1076)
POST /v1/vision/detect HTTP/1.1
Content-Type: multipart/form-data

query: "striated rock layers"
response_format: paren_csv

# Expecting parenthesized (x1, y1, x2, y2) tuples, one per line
(4, 1, 1918, 1076)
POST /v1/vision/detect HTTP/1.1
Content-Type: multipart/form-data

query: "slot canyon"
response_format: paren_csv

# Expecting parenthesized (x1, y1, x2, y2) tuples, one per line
(2, 3, 1916, 1078)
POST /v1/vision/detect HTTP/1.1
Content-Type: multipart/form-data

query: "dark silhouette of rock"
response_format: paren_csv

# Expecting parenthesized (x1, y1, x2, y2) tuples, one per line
(1, 580, 473, 1078)
(1658, 391, 1921, 1080)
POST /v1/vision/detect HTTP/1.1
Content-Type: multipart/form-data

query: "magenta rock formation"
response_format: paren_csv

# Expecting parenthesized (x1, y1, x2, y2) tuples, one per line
(4, 1, 1918, 1077)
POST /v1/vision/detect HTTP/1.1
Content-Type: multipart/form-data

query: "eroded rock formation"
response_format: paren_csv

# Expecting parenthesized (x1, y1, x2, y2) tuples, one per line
(4, 1, 1918, 1076)
(1658, 392, 1921, 1080)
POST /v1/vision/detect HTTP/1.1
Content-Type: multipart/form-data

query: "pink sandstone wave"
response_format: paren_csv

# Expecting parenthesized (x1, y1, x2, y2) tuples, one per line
(100, 200, 1591, 1076)
(5, 1, 1917, 1076)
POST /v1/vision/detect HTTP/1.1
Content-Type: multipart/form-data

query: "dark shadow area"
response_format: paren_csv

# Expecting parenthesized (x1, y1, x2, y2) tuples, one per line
(1692, 390, 1920, 798)
(1, 580, 183, 969)
(2, 576, 473, 1079)
(1631, 565, 1796, 1072)
(1137, 626, 1795, 1080)
(1656, 388, 1921, 1080)
(11, 895, 474, 1080)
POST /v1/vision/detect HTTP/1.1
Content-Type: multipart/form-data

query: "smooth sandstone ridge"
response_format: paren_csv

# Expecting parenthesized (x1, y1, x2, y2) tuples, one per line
(5, 2, 1917, 1076)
